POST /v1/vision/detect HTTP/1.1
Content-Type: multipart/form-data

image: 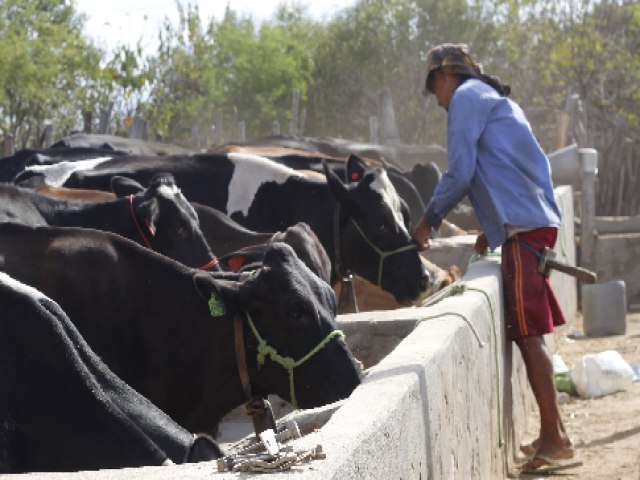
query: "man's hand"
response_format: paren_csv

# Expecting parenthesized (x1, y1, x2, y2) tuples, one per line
(412, 217, 432, 251)
(474, 232, 489, 255)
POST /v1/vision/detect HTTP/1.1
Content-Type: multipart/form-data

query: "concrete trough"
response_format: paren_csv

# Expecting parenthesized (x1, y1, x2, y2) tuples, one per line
(8, 187, 576, 479)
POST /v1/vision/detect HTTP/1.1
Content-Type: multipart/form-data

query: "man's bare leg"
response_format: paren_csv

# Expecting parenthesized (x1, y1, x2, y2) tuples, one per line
(516, 335, 573, 467)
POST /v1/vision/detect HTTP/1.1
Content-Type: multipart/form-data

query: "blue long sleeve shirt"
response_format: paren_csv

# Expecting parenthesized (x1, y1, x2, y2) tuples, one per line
(424, 79, 562, 250)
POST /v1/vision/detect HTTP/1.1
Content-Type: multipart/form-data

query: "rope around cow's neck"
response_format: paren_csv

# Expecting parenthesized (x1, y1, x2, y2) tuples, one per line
(245, 312, 345, 409)
(346, 217, 417, 288)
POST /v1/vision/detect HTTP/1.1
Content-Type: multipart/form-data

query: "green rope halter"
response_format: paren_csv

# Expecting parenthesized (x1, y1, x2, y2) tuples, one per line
(349, 218, 417, 288)
(245, 312, 345, 409)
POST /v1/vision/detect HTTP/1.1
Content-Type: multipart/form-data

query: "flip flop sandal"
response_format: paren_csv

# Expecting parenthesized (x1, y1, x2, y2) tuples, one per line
(519, 455, 583, 475)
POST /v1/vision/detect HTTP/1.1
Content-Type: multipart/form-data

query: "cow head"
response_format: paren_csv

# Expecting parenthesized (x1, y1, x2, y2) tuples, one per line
(269, 222, 332, 283)
(324, 155, 431, 304)
(111, 174, 220, 271)
(195, 242, 362, 409)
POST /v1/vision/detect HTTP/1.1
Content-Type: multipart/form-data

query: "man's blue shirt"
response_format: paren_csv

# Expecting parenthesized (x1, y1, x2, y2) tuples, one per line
(424, 79, 562, 250)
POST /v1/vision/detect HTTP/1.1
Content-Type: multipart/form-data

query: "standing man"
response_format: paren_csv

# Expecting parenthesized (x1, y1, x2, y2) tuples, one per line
(412, 43, 580, 474)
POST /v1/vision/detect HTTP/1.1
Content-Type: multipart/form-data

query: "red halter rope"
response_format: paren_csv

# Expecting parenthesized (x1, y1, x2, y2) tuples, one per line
(129, 194, 219, 270)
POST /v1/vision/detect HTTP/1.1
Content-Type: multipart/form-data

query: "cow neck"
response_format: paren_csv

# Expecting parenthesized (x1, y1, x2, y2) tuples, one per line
(333, 202, 417, 288)
(128, 194, 220, 271)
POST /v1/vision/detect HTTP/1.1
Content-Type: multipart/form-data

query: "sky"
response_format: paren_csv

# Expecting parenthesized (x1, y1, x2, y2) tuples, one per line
(75, 0, 356, 54)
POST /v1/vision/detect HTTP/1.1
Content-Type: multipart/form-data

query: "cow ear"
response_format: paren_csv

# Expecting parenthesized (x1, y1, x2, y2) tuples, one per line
(323, 160, 349, 202)
(136, 198, 159, 236)
(346, 154, 368, 183)
(111, 176, 145, 197)
(192, 272, 240, 314)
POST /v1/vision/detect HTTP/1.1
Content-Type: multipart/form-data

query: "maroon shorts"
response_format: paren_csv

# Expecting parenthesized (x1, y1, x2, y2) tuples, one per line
(501, 227, 566, 341)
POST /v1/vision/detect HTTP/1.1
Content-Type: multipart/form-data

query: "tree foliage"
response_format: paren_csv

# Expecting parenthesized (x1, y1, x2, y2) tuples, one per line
(306, 0, 497, 144)
(142, 3, 319, 147)
(0, 0, 100, 146)
(0, 0, 637, 156)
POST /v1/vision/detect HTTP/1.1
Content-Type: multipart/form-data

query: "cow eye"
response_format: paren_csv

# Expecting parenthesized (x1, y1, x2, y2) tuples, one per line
(379, 223, 387, 232)
(175, 226, 187, 238)
(288, 303, 311, 326)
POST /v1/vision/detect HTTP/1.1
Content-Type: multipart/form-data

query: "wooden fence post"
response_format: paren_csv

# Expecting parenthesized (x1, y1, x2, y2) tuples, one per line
(83, 111, 93, 134)
(579, 148, 598, 270)
(98, 102, 114, 134)
(237, 121, 246, 142)
(369, 116, 379, 144)
(218, 110, 224, 144)
(42, 124, 54, 148)
(2, 134, 14, 157)
(191, 125, 199, 149)
(129, 115, 148, 140)
(377, 87, 400, 147)
(299, 108, 306, 136)
(272, 120, 281, 135)
(290, 90, 300, 136)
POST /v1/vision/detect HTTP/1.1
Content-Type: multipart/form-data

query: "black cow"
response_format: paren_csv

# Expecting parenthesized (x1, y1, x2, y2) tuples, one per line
(192, 201, 273, 256)
(191, 202, 331, 282)
(51, 132, 191, 156)
(0, 223, 362, 433)
(218, 221, 332, 284)
(0, 174, 218, 270)
(0, 272, 222, 473)
(53, 152, 430, 303)
(406, 161, 481, 232)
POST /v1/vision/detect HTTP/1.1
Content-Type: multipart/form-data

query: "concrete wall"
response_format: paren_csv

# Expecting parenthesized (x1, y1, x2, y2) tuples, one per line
(289, 258, 520, 479)
(592, 234, 640, 310)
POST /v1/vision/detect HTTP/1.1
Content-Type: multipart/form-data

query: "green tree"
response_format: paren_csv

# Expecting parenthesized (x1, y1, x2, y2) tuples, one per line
(306, 0, 497, 145)
(219, 4, 319, 138)
(142, 2, 220, 146)
(0, 0, 103, 147)
(142, 2, 318, 147)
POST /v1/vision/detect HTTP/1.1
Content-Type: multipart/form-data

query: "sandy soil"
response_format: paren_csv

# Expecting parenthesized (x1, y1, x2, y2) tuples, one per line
(517, 313, 640, 479)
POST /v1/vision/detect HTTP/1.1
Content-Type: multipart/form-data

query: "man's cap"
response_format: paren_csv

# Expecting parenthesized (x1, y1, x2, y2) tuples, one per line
(423, 43, 483, 94)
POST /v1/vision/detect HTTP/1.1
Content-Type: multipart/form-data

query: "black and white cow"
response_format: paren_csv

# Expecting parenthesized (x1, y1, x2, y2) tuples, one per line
(51, 152, 431, 304)
(217, 136, 479, 234)
(0, 223, 362, 433)
(0, 272, 222, 473)
(0, 146, 120, 183)
(0, 174, 218, 270)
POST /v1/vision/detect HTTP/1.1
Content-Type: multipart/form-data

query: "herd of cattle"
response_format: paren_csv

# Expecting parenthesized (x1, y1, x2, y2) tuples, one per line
(0, 133, 474, 473)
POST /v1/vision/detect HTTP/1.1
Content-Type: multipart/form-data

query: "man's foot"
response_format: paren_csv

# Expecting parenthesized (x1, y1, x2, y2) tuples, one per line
(519, 438, 573, 457)
(519, 454, 582, 475)
(519, 439, 539, 457)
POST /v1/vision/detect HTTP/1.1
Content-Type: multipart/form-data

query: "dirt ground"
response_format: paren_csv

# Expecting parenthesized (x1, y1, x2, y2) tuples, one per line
(517, 312, 640, 479)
